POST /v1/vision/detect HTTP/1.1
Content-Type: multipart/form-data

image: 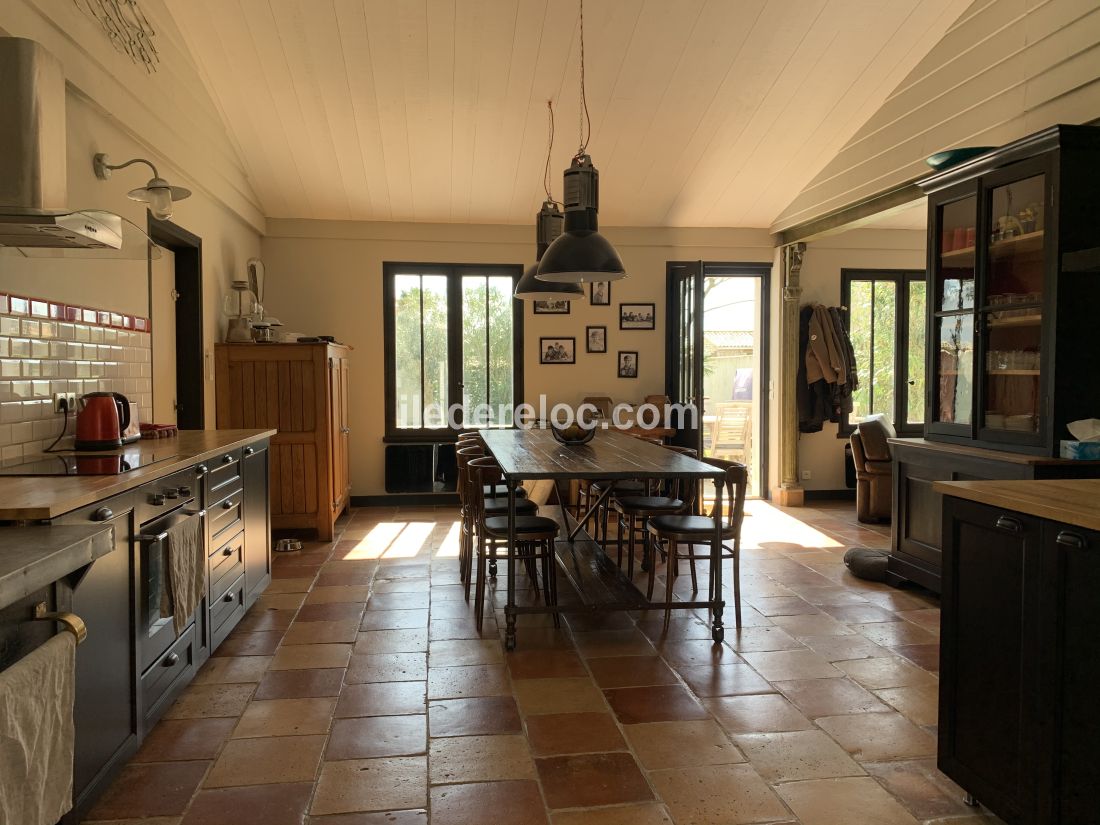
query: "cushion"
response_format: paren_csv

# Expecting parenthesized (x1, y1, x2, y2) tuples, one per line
(483, 515, 560, 536)
(614, 496, 684, 513)
(649, 514, 736, 538)
(856, 415, 896, 462)
(483, 484, 527, 499)
(484, 498, 538, 515)
(843, 547, 889, 581)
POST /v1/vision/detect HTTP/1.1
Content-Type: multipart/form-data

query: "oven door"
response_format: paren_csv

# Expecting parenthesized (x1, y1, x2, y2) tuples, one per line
(139, 506, 204, 672)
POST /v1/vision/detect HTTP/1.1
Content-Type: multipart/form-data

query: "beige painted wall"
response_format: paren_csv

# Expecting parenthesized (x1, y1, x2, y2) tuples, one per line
(795, 228, 927, 491)
(261, 220, 775, 498)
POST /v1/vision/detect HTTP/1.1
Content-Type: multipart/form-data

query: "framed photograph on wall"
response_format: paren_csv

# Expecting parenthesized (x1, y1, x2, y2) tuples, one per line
(617, 351, 639, 378)
(619, 302, 655, 330)
(533, 299, 570, 314)
(540, 337, 576, 364)
(590, 282, 611, 306)
(585, 326, 607, 353)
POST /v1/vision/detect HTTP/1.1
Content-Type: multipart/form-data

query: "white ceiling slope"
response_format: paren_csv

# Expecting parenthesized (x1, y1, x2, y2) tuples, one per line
(167, 0, 969, 228)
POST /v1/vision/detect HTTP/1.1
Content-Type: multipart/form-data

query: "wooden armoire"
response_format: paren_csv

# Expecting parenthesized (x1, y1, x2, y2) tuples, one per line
(215, 342, 351, 540)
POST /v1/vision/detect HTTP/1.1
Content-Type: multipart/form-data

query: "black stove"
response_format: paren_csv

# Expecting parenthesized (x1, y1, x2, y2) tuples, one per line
(0, 450, 179, 476)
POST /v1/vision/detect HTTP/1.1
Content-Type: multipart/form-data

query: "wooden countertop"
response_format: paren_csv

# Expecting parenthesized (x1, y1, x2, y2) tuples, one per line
(0, 429, 276, 520)
(934, 479, 1100, 532)
(0, 525, 114, 610)
(890, 437, 1100, 466)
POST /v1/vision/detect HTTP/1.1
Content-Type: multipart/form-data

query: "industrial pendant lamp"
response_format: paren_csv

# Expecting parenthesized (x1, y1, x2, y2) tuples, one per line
(93, 153, 191, 220)
(515, 102, 584, 301)
(536, 0, 626, 284)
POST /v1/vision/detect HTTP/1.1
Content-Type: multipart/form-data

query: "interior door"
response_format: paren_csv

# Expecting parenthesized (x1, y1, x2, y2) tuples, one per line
(151, 246, 176, 424)
(665, 261, 704, 450)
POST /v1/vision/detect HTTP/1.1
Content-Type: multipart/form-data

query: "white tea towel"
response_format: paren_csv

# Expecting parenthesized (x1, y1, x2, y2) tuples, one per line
(162, 515, 206, 634)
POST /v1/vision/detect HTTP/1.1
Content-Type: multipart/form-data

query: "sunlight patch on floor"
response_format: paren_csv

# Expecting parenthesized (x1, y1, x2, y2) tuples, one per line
(739, 500, 843, 550)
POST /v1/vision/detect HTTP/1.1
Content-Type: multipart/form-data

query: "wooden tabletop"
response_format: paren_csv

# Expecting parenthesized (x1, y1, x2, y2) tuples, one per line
(481, 428, 723, 480)
(0, 429, 276, 520)
(935, 478, 1100, 532)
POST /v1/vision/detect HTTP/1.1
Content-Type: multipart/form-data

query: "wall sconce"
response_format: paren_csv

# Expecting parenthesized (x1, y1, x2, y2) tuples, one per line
(93, 153, 191, 220)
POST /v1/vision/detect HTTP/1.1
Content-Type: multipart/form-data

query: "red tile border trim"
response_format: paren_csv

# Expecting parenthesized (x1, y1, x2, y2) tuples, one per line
(0, 292, 150, 332)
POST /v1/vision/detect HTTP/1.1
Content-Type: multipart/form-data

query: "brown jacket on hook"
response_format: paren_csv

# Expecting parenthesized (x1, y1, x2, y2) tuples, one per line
(805, 304, 847, 385)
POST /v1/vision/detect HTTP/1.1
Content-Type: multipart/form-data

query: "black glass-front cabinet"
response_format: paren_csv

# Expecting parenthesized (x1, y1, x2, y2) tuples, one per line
(920, 125, 1100, 455)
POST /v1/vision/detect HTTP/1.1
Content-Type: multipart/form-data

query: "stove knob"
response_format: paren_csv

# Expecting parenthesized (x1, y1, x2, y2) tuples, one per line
(150, 493, 165, 506)
(164, 488, 179, 499)
(177, 485, 192, 497)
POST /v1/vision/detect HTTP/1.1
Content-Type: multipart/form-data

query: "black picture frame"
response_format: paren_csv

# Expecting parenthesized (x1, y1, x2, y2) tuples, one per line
(617, 350, 639, 378)
(533, 299, 570, 314)
(619, 302, 655, 330)
(540, 336, 576, 364)
(590, 282, 611, 306)
(585, 326, 607, 353)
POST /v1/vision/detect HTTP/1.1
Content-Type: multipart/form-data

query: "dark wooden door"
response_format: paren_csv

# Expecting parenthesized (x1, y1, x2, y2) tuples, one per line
(665, 261, 703, 451)
(939, 496, 1041, 823)
(241, 444, 271, 605)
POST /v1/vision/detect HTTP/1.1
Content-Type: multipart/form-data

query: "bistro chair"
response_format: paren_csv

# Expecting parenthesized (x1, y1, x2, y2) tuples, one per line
(646, 458, 748, 630)
(467, 457, 560, 630)
(709, 401, 752, 464)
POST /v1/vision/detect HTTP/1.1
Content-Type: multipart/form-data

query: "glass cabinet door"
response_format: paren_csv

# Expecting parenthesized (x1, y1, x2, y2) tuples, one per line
(933, 194, 977, 426)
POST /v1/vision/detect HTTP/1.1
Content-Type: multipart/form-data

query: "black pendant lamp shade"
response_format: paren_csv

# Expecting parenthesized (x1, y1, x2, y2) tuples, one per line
(535, 154, 626, 283)
(514, 200, 584, 301)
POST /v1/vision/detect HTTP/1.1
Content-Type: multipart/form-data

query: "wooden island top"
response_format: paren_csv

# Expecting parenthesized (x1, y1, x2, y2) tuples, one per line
(934, 478, 1100, 532)
(0, 429, 275, 520)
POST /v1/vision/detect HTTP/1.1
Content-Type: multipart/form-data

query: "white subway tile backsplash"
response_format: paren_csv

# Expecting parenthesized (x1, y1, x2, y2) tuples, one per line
(21, 320, 40, 337)
(0, 318, 19, 336)
(1, 360, 20, 378)
(9, 339, 29, 358)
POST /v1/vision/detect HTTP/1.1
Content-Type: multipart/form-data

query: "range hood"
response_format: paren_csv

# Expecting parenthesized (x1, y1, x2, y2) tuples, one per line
(0, 37, 123, 250)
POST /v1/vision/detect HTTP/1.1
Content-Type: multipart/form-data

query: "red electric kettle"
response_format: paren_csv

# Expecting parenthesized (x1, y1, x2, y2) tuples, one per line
(75, 392, 131, 451)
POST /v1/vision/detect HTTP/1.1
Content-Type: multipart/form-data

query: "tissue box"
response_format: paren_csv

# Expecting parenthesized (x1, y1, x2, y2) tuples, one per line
(1060, 440, 1100, 460)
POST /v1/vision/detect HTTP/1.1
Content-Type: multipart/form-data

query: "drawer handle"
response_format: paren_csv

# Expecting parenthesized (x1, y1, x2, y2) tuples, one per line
(222, 546, 234, 556)
(1056, 530, 1086, 549)
(91, 506, 113, 522)
(223, 592, 235, 603)
(222, 454, 234, 465)
(243, 446, 255, 456)
(195, 464, 208, 476)
(995, 515, 1022, 533)
(163, 652, 179, 667)
(222, 499, 235, 510)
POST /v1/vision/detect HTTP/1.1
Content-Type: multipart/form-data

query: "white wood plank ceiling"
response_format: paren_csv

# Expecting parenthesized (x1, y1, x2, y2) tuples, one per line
(167, 0, 969, 228)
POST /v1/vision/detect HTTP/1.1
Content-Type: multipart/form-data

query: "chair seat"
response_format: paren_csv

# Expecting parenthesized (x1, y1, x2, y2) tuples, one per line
(485, 497, 538, 515)
(649, 514, 737, 539)
(614, 496, 684, 515)
(484, 484, 528, 499)
(483, 515, 560, 538)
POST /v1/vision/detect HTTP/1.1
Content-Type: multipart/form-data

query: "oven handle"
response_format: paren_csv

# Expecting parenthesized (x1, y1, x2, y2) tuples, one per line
(138, 509, 206, 544)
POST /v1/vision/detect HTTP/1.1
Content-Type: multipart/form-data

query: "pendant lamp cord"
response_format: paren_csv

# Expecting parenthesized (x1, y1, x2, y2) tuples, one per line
(577, 0, 591, 157)
(544, 99, 556, 202)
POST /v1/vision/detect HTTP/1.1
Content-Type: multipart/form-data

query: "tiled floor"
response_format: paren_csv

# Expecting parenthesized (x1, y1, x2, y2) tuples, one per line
(82, 500, 1007, 825)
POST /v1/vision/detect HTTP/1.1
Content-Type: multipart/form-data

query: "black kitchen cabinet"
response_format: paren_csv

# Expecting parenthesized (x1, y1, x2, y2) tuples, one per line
(241, 443, 271, 606)
(939, 495, 1100, 824)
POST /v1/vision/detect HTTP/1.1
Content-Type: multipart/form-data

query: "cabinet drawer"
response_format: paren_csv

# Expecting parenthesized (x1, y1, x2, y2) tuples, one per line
(209, 530, 245, 597)
(210, 574, 246, 649)
(141, 625, 196, 722)
(207, 449, 242, 497)
(209, 485, 244, 544)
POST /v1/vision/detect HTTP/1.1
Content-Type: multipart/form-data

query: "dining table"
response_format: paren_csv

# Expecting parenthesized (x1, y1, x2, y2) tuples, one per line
(480, 427, 729, 650)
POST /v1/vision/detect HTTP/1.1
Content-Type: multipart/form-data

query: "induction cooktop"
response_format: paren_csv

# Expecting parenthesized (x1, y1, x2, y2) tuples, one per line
(0, 450, 179, 476)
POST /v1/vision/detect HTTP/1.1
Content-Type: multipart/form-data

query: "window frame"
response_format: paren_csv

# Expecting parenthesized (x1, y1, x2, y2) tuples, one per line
(839, 268, 926, 437)
(382, 262, 524, 442)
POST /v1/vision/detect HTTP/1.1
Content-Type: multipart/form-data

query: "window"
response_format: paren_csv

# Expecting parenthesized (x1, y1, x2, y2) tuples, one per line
(841, 269, 926, 435)
(383, 263, 523, 438)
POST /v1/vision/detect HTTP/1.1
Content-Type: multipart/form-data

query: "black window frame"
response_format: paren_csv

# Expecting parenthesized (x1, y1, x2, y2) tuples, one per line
(840, 268, 926, 437)
(383, 262, 524, 442)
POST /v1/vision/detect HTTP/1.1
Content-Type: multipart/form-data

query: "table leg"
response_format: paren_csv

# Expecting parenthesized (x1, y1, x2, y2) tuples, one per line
(711, 477, 725, 644)
(568, 481, 616, 541)
(505, 477, 518, 651)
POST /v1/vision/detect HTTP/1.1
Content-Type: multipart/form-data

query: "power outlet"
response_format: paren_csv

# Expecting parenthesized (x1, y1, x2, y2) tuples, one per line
(800, 470, 812, 480)
(53, 392, 78, 414)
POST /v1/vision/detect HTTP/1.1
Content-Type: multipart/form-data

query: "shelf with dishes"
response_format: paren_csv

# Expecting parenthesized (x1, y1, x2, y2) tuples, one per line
(986, 313, 1042, 328)
(940, 231, 1045, 268)
(988, 369, 1040, 376)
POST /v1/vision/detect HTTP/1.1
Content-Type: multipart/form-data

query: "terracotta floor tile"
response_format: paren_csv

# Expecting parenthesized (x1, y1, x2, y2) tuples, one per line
(305, 585, 372, 605)
(775, 677, 891, 718)
(835, 657, 938, 690)
(85, 761, 209, 820)
(892, 643, 941, 673)
(895, 608, 941, 632)
(550, 804, 673, 825)
(254, 668, 346, 700)
(740, 649, 841, 681)
(205, 735, 326, 787)
(524, 712, 626, 756)
(430, 600, 482, 620)
(705, 694, 813, 734)
(295, 602, 366, 623)
(770, 613, 857, 638)
(506, 649, 587, 680)
(428, 638, 504, 666)
(874, 684, 940, 727)
(821, 604, 900, 624)
(571, 629, 657, 658)
(512, 677, 608, 716)
(604, 685, 709, 724)
(649, 763, 789, 824)
(270, 644, 353, 671)
(428, 664, 511, 699)
(336, 681, 427, 717)
(726, 626, 804, 652)
(817, 712, 937, 761)
(327, 714, 427, 759)
(235, 607, 296, 633)
(675, 663, 774, 697)
(624, 719, 744, 769)
(346, 652, 427, 683)
(305, 811, 427, 825)
(734, 730, 865, 783)
(777, 776, 921, 825)
(311, 756, 427, 816)
(180, 782, 312, 825)
(214, 631, 284, 657)
(258, 577, 313, 594)
(587, 655, 678, 688)
(429, 618, 496, 641)
(536, 752, 653, 808)
(192, 656, 272, 685)
(254, 593, 306, 611)
(367, 591, 430, 611)
(430, 780, 547, 825)
(374, 577, 431, 593)
(853, 621, 939, 648)
(750, 595, 821, 616)
(232, 697, 335, 738)
(429, 734, 536, 783)
(800, 634, 885, 662)
(656, 638, 744, 666)
(429, 696, 522, 737)
(636, 617, 715, 642)
(353, 629, 429, 654)
(315, 571, 375, 588)
(863, 758, 977, 821)
(360, 609, 430, 631)
(283, 619, 362, 645)
(164, 683, 255, 720)
(133, 718, 236, 763)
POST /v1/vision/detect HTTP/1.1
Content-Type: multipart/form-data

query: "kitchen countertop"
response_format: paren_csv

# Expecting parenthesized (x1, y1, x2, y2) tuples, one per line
(891, 437, 1100, 466)
(0, 429, 276, 521)
(934, 478, 1100, 532)
(0, 525, 114, 610)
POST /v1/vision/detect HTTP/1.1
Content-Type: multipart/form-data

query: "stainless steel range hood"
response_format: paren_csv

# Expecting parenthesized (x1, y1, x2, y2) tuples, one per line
(0, 37, 123, 250)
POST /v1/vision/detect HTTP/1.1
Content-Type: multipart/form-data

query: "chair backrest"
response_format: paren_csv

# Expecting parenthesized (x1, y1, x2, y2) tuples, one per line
(663, 444, 699, 508)
(700, 457, 748, 534)
(466, 456, 504, 524)
(854, 415, 894, 462)
(455, 445, 485, 507)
